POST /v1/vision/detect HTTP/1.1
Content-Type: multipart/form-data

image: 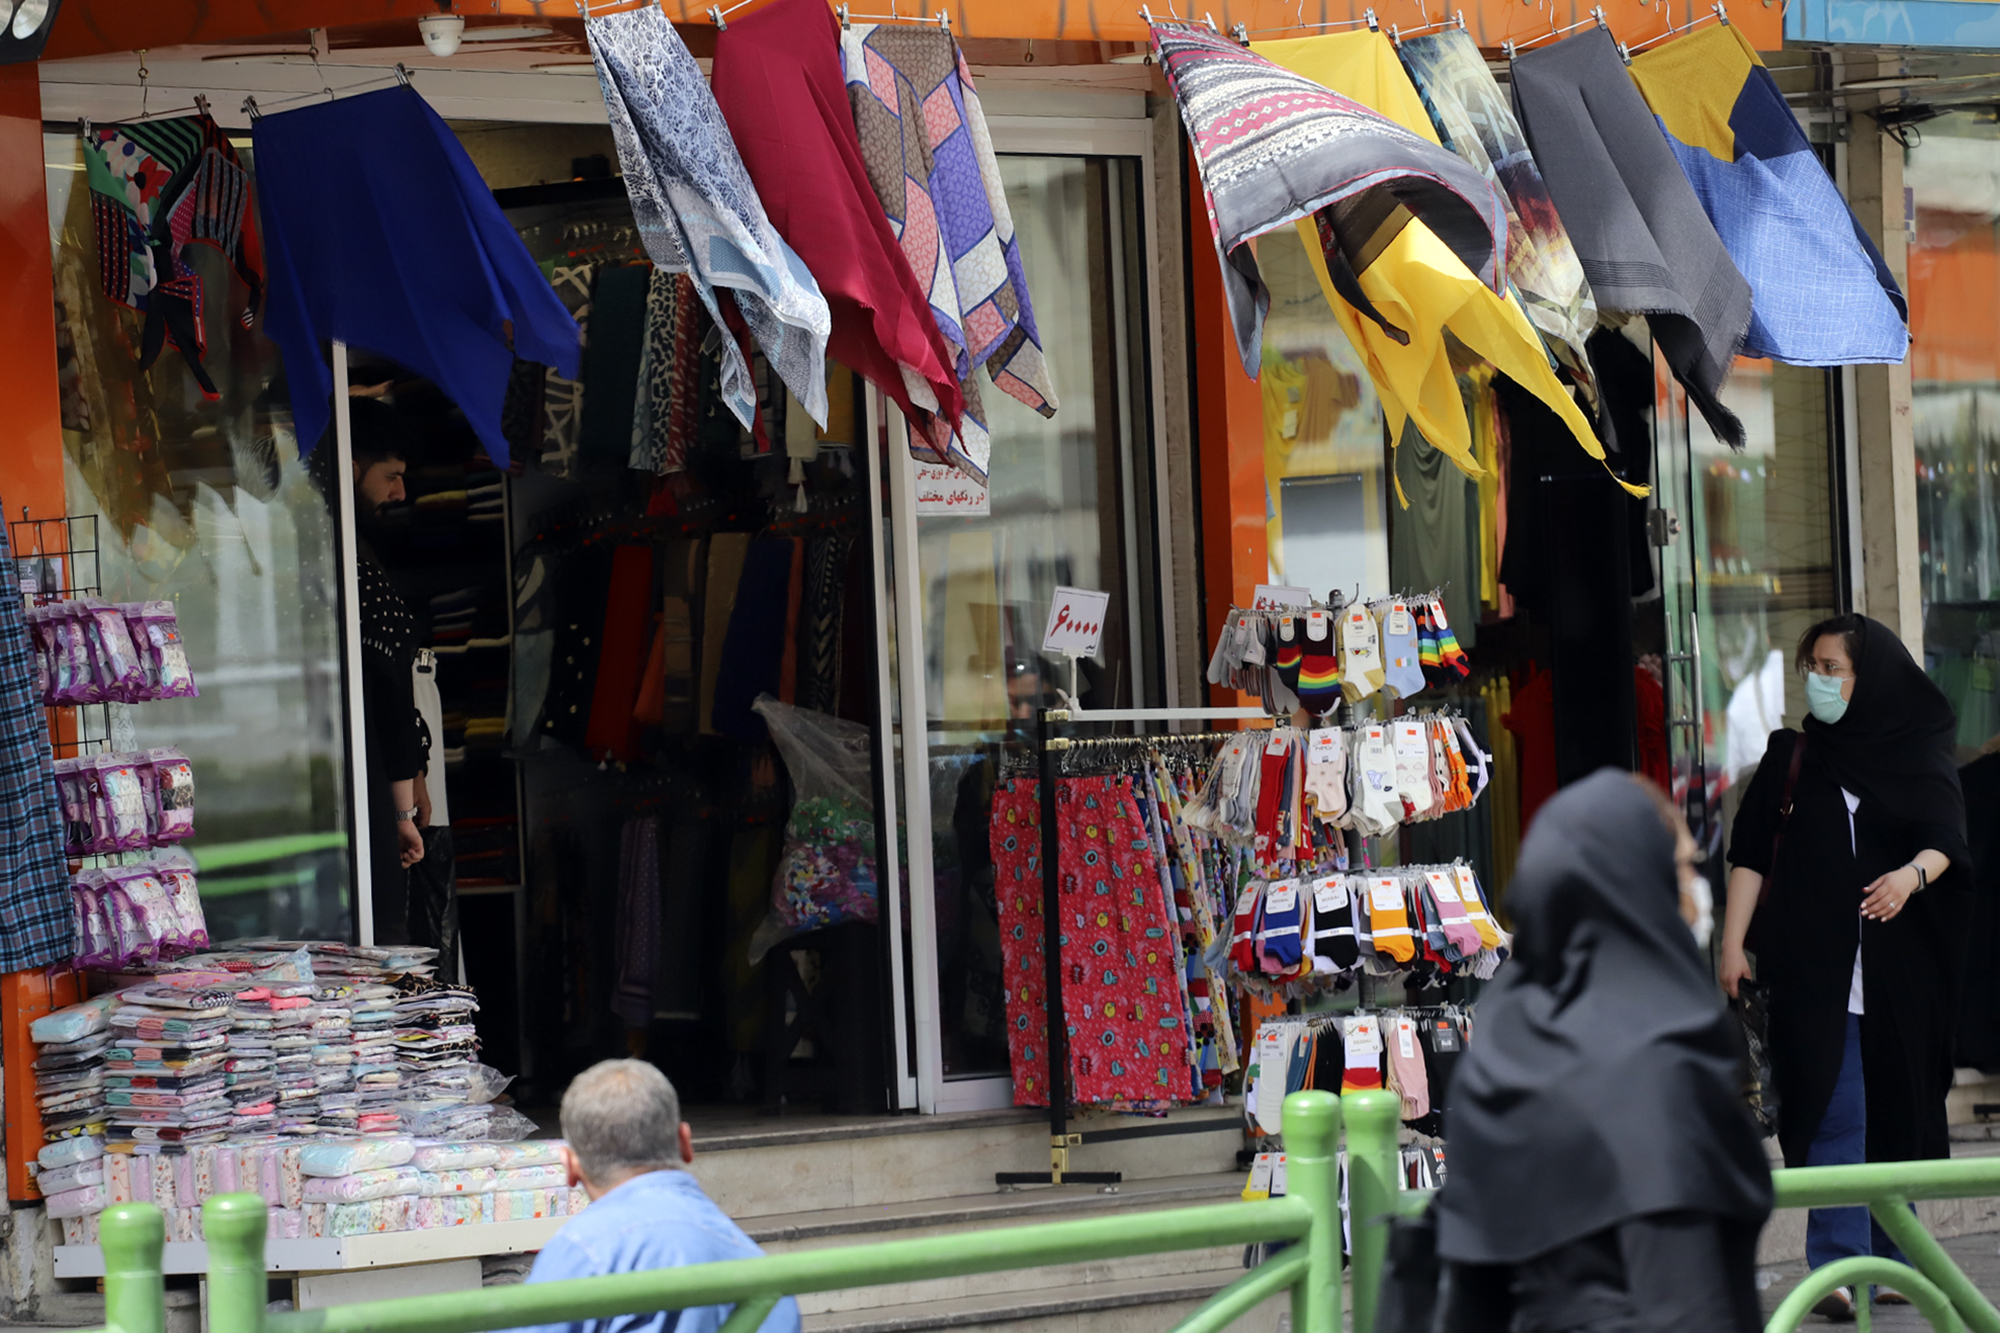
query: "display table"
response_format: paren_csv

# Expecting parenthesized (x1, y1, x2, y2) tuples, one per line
(53, 1216, 565, 1278)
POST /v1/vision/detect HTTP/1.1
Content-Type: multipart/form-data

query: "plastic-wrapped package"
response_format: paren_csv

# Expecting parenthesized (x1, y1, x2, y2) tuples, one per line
(37, 1160, 105, 1195)
(105, 1152, 133, 1204)
(296, 1137, 416, 1178)
(267, 1208, 303, 1241)
(304, 1203, 328, 1238)
(96, 755, 150, 852)
(52, 759, 88, 856)
(32, 997, 118, 1047)
(490, 1141, 565, 1169)
(128, 602, 197, 700)
(301, 1166, 423, 1203)
(412, 1197, 444, 1229)
(494, 1165, 568, 1192)
(280, 1146, 304, 1210)
(417, 1167, 499, 1196)
(148, 749, 196, 843)
(170, 1207, 200, 1243)
(151, 1155, 177, 1210)
(44, 1184, 106, 1219)
(465, 1065, 514, 1106)
(410, 1142, 498, 1172)
(153, 859, 209, 953)
(747, 697, 880, 963)
(81, 600, 145, 700)
(111, 867, 184, 959)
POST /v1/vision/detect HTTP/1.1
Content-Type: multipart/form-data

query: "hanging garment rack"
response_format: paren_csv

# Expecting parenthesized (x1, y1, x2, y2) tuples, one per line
(996, 697, 1279, 1189)
(1625, 0, 1727, 52)
(240, 63, 412, 123)
(1390, 11, 1466, 44)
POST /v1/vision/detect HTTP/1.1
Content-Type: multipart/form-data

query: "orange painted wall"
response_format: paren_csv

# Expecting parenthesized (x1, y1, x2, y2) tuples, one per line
(1188, 145, 1269, 709)
(42, 0, 1779, 60)
(0, 64, 63, 530)
(1910, 209, 2000, 385)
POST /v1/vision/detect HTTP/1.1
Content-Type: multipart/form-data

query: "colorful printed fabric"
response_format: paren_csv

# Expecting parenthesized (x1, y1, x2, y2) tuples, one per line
(841, 23, 1059, 483)
(1398, 27, 1599, 398)
(1248, 31, 1620, 495)
(630, 267, 689, 474)
(0, 521, 73, 971)
(586, 4, 832, 434)
(1629, 22, 1906, 366)
(83, 114, 262, 398)
(540, 263, 593, 477)
(992, 779, 1052, 1107)
(1152, 21, 1506, 381)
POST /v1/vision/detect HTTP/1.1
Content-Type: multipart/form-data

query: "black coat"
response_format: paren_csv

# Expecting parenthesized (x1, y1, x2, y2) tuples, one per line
(1731, 728, 1967, 1167)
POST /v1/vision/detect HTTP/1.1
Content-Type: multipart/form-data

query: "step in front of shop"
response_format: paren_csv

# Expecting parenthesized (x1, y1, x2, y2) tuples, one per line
(690, 1105, 1246, 1220)
(799, 1271, 1289, 1333)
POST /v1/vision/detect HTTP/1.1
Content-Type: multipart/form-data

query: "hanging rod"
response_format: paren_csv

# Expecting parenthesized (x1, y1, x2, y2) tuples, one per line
(1045, 705, 1273, 722)
(1241, 7, 1379, 35)
(1138, 4, 1221, 31)
(1390, 9, 1466, 41)
(841, 6, 953, 26)
(1625, 0, 1726, 52)
(1511, 4, 1606, 52)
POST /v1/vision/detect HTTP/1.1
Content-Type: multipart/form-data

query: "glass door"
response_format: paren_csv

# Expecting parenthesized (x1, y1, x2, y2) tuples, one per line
(873, 137, 1171, 1113)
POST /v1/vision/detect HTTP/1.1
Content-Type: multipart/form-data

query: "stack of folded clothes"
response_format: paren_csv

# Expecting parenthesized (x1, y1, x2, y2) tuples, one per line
(34, 996, 117, 1149)
(392, 976, 486, 1139)
(229, 983, 321, 1135)
(104, 984, 234, 1147)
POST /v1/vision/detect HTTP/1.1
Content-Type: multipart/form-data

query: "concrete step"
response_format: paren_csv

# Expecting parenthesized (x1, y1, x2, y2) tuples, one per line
(751, 1172, 1250, 1317)
(800, 1271, 1289, 1333)
(689, 1104, 1246, 1220)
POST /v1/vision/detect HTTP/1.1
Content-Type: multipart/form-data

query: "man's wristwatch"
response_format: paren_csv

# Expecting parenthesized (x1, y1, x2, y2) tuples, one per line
(396, 807, 419, 823)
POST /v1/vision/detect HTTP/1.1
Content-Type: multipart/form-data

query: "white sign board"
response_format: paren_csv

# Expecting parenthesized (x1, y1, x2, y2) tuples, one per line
(1251, 583, 1314, 610)
(1042, 587, 1111, 657)
(914, 462, 990, 516)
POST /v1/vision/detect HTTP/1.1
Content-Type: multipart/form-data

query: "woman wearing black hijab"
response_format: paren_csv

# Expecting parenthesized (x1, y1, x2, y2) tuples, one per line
(1719, 614, 1968, 1317)
(1435, 771, 1773, 1332)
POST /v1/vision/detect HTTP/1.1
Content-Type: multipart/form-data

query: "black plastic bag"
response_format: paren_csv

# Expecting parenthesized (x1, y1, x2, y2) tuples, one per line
(1731, 978, 1781, 1136)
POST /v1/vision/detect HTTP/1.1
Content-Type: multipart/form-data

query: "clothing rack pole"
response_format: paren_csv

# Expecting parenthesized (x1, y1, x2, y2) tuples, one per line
(996, 699, 1280, 1189)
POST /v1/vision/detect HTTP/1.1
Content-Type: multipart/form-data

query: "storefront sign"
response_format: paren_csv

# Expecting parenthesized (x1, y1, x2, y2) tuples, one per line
(1042, 586, 1110, 656)
(914, 462, 989, 516)
(1251, 584, 1314, 610)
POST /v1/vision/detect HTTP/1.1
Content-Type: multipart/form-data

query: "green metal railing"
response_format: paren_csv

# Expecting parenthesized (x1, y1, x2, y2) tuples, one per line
(74, 1089, 2000, 1333)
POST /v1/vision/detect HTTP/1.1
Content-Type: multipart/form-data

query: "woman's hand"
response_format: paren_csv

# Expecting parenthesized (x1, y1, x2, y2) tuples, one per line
(1719, 944, 1753, 999)
(1861, 864, 1922, 921)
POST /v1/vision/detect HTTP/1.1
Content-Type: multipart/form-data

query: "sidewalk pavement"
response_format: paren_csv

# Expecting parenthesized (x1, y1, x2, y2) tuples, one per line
(1760, 1228, 2000, 1327)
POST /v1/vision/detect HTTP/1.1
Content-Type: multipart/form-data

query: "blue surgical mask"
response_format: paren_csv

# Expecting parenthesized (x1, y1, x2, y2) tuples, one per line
(1806, 672, 1850, 724)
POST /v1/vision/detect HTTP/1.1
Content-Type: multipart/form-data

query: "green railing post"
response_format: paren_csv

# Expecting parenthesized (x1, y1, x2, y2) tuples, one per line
(1871, 1198, 2000, 1333)
(1343, 1088, 1402, 1333)
(1281, 1090, 1342, 1333)
(100, 1203, 166, 1333)
(204, 1194, 270, 1333)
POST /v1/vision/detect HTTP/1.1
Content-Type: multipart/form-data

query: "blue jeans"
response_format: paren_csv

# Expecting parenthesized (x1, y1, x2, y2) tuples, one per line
(1805, 1013, 1907, 1273)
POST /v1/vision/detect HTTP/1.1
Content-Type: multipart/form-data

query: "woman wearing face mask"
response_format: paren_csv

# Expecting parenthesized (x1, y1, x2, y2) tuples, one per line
(1718, 614, 1968, 1320)
(1433, 772, 1771, 1333)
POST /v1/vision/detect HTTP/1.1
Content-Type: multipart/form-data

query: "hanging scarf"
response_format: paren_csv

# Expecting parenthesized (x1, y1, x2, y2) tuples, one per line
(1629, 22, 1907, 367)
(1250, 30, 1625, 497)
(1437, 771, 1772, 1265)
(1152, 21, 1505, 381)
(83, 113, 263, 399)
(1509, 29, 1751, 447)
(1397, 27, 1599, 403)
(840, 22, 1060, 482)
(711, 0, 967, 475)
(252, 86, 580, 462)
(586, 4, 832, 434)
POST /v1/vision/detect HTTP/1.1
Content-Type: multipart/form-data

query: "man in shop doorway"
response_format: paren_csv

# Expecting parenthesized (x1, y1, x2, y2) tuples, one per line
(524, 1060, 800, 1333)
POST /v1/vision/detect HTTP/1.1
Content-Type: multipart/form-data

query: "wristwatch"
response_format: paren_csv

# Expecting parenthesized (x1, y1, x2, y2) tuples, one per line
(396, 807, 419, 823)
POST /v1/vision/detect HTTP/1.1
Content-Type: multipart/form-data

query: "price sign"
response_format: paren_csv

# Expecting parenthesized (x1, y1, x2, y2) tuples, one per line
(1042, 587, 1110, 656)
(1251, 583, 1314, 611)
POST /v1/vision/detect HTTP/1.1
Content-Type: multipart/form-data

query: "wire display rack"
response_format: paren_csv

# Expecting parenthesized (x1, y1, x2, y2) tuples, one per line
(9, 510, 134, 758)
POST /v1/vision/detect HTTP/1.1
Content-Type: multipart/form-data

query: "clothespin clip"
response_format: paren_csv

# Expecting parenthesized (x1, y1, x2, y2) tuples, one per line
(242, 95, 262, 122)
(393, 63, 413, 86)
(837, 2, 850, 24)
(1139, 3, 1155, 22)
(1365, 6, 1379, 27)
(1617, 39, 1632, 61)
(1591, 4, 1607, 26)
(1389, 21, 1401, 41)
(1203, 10, 1219, 30)
(1715, 1, 1729, 21)
(936, 8, 950, 28)
(1230, 19, 1249, 42)
(1455, 8, 1466, 25)
(76, 115, 91, 141)
(1502, 37, 1516, 56)
(707, 4, 726, 29)
(194, 94, 210, 118)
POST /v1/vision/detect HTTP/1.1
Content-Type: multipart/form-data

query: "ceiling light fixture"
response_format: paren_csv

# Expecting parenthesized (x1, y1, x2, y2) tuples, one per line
(0, 0, 62, 64)
(418, 9, 465, 57)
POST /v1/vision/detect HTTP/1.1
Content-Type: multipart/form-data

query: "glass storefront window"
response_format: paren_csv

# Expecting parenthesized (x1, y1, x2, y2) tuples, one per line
(1909, 113, 2000, 755)
(44, 132, 354, 940)
(911, 155, 1162, 1080)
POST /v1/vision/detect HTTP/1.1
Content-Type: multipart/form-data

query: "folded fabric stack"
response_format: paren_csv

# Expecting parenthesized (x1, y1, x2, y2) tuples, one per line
(104, 986, 235, 1147)
(348, 984, 404, 1134)
(229, 984, 321, 1135)
(43, 1137, 109, 1244)
(391, 977, 485, 1139)
(33, 994, 117, 1152)
(309, 988, 358, 1134)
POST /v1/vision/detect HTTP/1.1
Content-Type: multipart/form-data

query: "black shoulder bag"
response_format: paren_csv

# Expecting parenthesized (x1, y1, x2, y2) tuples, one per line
(1732, 733, 1804, 1136)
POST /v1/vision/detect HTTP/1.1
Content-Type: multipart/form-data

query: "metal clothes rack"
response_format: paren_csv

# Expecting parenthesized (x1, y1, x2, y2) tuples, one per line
(995, 698, 1272, 1189)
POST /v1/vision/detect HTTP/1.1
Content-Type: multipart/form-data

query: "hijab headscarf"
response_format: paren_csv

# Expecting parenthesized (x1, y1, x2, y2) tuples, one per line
(1436, 771, 1772, 1265)
(1803, 616, 1969, 869)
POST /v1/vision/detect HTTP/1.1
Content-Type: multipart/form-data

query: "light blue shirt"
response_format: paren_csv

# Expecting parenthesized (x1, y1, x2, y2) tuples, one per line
(523, 1168, 799, 1333)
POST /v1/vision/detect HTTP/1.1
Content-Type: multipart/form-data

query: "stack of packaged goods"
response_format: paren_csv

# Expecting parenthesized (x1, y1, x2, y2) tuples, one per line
(391, 978, 486, 1140)
(104, 982, 233, 1148)
(31, 996, 119, 1242)
(230, 983, 321, 1135)
(310, 991, 357, 1134)
(349, 985, 403, 1133)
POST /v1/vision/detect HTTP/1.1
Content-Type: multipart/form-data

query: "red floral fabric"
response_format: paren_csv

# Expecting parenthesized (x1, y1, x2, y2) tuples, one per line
(992, 775, 1192, 1107)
